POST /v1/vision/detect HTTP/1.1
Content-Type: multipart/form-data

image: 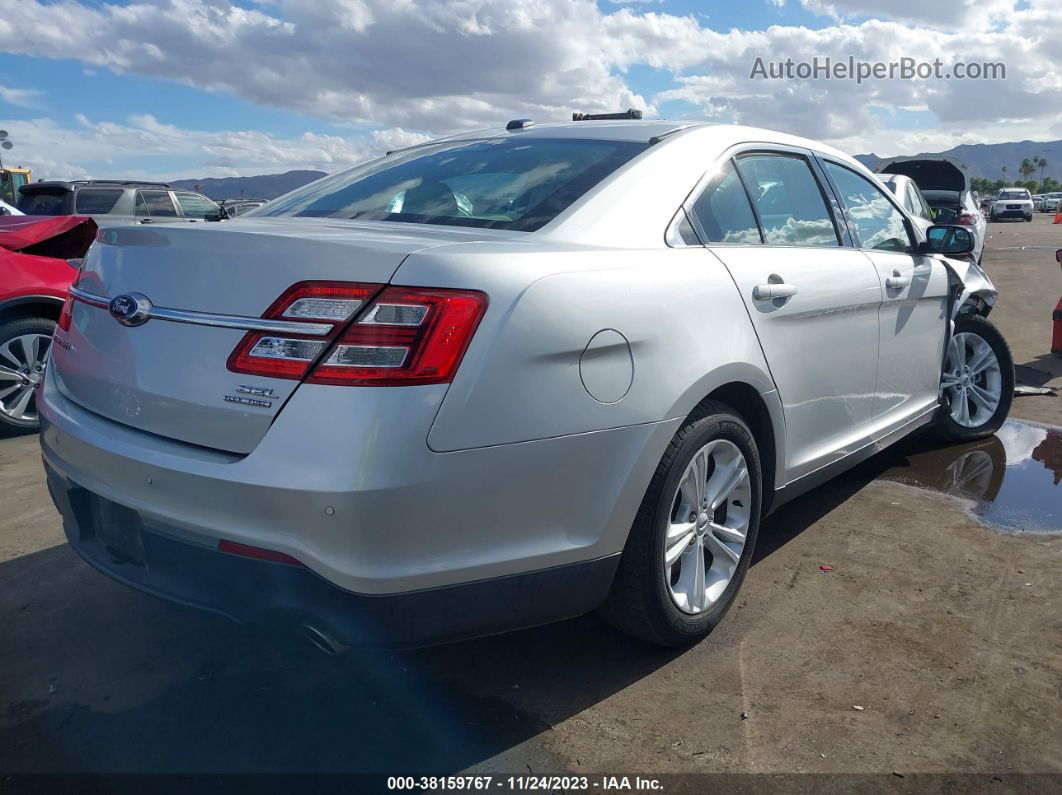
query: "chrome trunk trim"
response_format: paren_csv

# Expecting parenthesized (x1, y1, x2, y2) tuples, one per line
(68, 287, 335, 336)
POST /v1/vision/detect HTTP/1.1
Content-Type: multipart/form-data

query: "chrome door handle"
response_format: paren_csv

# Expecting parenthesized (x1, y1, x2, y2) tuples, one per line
(753, 283, 798, 300)
(885, 270, 909, 290)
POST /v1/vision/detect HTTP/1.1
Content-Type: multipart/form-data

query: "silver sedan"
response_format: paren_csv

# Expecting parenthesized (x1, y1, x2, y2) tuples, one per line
(39, 120, 1013, 649)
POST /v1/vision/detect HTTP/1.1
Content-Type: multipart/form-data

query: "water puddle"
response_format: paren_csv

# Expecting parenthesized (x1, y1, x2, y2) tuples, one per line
(871, 420, 1061, 534)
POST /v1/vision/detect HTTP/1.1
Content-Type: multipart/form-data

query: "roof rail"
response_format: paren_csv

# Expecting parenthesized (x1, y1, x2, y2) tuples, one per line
(82, 179, 172, 188)
(572, 109, 643, 121)
(648, 123, 703, 145)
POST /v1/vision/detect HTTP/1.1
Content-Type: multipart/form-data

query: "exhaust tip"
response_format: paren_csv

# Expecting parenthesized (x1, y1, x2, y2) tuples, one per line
(301, 623, 349, 656)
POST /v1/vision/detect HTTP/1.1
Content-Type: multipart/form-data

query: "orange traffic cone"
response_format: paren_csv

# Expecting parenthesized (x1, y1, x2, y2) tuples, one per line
(1055, 208, 1062, 224)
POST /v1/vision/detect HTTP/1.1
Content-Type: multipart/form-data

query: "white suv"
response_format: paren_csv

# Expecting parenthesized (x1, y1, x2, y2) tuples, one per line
(990, 188, 1034, 222)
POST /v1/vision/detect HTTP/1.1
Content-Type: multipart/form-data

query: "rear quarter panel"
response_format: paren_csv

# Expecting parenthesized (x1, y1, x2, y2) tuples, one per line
(393, 243, 776, 452)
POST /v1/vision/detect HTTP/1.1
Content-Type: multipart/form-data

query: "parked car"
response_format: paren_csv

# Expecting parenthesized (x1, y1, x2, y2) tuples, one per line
(0, 198, 22, 216)
(221, 199, 267, 218)
(0, 215, 96, 435)
(1032, 195, 1044, 212)
(1041, 192, 1062, 213)
(876, 156, 985, 264)
(39, 121, 1013, 650)
(878, 173, 934, 237)
(16, 180, 223, 225)
(989, 188, 1034, 222)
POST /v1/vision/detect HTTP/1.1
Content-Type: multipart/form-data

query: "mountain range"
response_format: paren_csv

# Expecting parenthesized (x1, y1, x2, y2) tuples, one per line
(171, 138, 1062, 201)
(854, 139, 1061, 181)
(170, 170, 327, 200)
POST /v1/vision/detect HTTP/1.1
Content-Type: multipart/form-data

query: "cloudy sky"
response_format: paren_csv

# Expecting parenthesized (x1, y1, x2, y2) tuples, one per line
(0, 0, 1060, 180)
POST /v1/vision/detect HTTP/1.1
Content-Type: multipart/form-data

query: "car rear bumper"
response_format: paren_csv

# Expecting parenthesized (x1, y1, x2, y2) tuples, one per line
(45, 465, 619, 648)
(38, 367, 679, 642)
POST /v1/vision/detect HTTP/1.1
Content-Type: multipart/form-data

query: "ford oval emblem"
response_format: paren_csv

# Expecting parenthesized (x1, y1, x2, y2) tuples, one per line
(108, 293, 152, 327)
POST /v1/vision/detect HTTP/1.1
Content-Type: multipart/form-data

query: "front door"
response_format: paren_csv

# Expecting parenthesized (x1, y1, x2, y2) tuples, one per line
(821, 160, 950, 426)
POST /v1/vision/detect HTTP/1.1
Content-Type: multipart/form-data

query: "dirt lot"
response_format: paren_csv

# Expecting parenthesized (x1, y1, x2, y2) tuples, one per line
(1, 215, 1060, 784)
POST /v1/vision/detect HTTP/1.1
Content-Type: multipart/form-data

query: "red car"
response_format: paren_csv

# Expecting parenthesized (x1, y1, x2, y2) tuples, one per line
(0, 215, 96, 435)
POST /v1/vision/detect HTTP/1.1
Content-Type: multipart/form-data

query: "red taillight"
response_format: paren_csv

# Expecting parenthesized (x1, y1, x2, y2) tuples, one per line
(58, 263, 85, 333)
(226, 281, 488, 387)
(227, 281, 383, 379)
(217, 539, 304, 567)
(307, 286, 487, 386)
(957, 213, 978, 226)
(57, 292, 74, 332)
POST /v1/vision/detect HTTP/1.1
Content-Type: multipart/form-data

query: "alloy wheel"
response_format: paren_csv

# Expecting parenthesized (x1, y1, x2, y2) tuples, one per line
(942, 331, 1002, 428)
(664, 439, 752, 614)
(0, 333, 51, 422)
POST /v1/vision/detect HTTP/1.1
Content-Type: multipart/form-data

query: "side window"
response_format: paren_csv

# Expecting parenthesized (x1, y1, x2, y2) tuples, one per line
(135, 190, 178, 217)
(734, 154, 839, 247)
(906, 184, 931, 221)
(690, 160, 762, 245)
(74, 188, 124, 214)
(175, 191, 220, 219)
(900, 184, 915, 213)
(825, 162, 913, 253)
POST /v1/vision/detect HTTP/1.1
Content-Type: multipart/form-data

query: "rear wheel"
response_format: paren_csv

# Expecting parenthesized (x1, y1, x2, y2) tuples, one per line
(0, 317, 54, 436)
(599, 402, 761, 646)
(934, 314, 1013, 443)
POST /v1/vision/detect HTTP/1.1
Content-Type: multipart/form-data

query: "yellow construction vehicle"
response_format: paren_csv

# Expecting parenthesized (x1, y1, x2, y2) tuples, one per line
(0, 167, 31, 208)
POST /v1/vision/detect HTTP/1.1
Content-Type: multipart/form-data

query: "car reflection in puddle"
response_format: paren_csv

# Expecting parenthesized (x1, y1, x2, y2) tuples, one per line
(872, 420, 1061, 534)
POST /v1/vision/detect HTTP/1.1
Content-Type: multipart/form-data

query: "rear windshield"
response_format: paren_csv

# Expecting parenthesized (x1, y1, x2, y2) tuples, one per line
(17, 189, 71, 216)
(998, 190, 1029, 200)
(922, 190, 961, 208)
(255, 138, 649, 231)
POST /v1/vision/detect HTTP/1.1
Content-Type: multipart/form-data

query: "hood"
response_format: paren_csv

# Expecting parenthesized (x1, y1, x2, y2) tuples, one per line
(876, 156, 970, 193)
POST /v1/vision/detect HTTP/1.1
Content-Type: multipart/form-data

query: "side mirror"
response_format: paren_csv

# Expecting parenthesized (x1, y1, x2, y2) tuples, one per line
(204, 210, 225, 222)
(922, 224, 975, 257)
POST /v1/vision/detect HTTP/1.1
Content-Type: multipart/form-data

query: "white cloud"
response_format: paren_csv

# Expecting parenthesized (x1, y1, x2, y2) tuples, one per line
(0, 0, 651, 131)
(0, 0, 1059, 171)
(1, 114, 420, 181)
(0, 82, 45, 109)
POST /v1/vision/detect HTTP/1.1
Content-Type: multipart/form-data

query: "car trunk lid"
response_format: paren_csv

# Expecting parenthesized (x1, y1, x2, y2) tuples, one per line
(876, 156, 970, 193)
(51, 218, 497, 454)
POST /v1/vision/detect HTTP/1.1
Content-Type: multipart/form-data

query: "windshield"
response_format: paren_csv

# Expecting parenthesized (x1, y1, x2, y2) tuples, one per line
(254, 137, 648, 231)
(998, 190, 1029, 200)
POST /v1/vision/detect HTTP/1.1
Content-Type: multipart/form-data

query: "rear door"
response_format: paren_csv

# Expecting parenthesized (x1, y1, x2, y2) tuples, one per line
(820, 158, 949, 426)
(689, 148, 884, 481)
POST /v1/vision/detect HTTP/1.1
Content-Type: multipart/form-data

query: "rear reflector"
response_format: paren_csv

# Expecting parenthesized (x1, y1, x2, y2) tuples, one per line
(227, 281, 487, 387)
(217, 539, 305, 567)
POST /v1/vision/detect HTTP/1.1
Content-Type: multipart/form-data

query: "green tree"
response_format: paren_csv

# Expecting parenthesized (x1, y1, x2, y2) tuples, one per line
(1035, 156, 1048, 191)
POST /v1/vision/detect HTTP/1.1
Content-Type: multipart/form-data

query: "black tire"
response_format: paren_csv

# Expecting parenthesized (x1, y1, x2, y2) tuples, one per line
(599, 401, 761, 647)
(933, 314, 1013, 443)
(1025, 215, 1033, 222)
(0, 316, 55, 437)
